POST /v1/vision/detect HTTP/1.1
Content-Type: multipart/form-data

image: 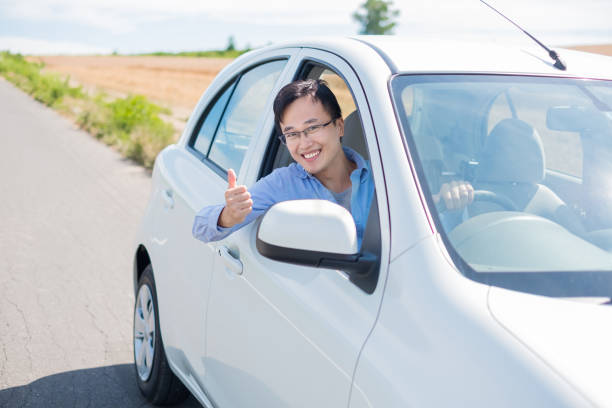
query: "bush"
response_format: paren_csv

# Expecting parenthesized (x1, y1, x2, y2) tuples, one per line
(77, 94, 175, 167)
(1, 51, 177, 169)
(107, 95, 171, 137)
(141, 49, 249, 58)
(0, 51, 82, 107)
(125, 122, 175, 168)
(106, 95, 175, 166)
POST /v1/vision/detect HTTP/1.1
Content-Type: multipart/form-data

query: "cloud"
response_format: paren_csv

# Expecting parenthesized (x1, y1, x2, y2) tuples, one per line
(2, 0, 610, 35)
(394, 0, 611, 46)
(399, 0, 611, 33)
(0, 0, 609, 54)
(0, 36, 113, 55)
(1, 2, 168, 34)
(0, 0, 360, 31)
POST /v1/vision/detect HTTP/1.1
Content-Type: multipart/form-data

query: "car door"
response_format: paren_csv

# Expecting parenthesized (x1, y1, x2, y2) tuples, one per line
(152, 54, 292, 390)
(203, 49, 390, 408)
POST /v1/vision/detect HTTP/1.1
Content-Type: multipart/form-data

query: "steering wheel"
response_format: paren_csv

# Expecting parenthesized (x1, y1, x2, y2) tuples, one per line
(471, 190, 517, 211)
(436, 189, 517, 212)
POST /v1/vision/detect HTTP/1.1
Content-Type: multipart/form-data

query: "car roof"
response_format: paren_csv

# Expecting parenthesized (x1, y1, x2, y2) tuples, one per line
(263, 36, 612, 80)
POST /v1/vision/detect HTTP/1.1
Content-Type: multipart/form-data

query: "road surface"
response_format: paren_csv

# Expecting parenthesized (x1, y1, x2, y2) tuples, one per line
(0, 78, 200, 407)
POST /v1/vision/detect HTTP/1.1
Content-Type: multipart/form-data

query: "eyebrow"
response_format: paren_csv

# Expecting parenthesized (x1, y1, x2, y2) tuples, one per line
(282, 118, 319, 132)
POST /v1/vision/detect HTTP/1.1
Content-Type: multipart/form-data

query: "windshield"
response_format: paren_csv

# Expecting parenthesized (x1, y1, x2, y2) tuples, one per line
(392, 74, 612, 297)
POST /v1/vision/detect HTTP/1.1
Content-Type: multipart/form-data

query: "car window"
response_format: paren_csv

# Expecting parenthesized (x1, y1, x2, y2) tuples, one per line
(259, 61, 380, 293)
(192, 80, 237, 157)
(264, 64, 368, 173)
(208, 60, 286, 174)
(317, 69, 357, 120)
(487, 87, 587, 178)
(303, 64, 369, 160)
(393, 74, 612, 279)
(487, 91, 515, 133)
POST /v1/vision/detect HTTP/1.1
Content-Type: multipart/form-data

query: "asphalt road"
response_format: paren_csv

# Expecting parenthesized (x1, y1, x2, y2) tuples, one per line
(0, 79, 200, 407)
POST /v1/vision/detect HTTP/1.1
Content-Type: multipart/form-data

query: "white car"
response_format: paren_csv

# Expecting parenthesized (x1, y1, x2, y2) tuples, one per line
(132, 36, 612, 407)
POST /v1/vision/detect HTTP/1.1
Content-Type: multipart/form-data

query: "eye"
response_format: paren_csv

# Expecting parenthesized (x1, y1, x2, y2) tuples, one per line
(285, 132, 300, 139)
(305, 124, 322, 134)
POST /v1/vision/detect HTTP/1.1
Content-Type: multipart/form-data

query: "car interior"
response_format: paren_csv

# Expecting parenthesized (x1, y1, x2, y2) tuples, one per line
(470, 118, 587, 237)
(398, 76, 612, 273)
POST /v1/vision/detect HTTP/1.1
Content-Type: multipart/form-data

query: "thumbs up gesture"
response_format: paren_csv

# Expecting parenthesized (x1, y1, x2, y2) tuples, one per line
(218, 169, 253, 228)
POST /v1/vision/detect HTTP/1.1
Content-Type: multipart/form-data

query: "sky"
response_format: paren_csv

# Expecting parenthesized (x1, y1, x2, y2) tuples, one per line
(0, 0, 611, 55)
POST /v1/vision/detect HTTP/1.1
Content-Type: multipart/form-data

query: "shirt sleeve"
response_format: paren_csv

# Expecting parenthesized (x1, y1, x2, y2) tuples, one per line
(192, 169, 285, 243)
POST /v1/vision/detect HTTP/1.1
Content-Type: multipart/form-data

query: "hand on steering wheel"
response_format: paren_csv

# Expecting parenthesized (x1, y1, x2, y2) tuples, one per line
(433, 181, 474, 211)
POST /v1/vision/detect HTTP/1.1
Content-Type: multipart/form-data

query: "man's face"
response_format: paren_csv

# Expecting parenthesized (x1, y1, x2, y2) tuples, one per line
(279, 96, 344, 177)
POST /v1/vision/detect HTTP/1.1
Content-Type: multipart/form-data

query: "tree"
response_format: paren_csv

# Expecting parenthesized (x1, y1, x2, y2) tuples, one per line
(225, 36, 236, 52)
(352, 0, 400, 35)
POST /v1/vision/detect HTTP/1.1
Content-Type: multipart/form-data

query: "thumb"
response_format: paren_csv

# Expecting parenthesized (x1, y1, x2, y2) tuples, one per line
(227, 168, 237, 188)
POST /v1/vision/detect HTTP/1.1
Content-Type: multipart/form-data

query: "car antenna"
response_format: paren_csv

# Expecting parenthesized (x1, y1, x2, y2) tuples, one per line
(480, 0, 567, 71)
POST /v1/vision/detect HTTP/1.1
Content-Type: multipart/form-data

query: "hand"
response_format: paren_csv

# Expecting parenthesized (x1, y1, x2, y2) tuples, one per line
(433, 180, 474, 211)
(218, 169, 253, 228)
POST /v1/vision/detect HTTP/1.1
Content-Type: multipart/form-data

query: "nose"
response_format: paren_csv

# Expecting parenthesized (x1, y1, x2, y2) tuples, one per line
(297, 132, 313, 149)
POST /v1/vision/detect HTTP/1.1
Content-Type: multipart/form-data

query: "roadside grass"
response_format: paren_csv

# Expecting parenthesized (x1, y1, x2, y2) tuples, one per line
(136, 49, 249, 58)
(0, 51, 175, 168)
(77, 94, 174, 168)
(0, 52, 83, 107)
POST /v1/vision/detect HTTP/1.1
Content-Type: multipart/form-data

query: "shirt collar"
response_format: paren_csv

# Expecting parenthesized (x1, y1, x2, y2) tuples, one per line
(291, 146, 370, 182)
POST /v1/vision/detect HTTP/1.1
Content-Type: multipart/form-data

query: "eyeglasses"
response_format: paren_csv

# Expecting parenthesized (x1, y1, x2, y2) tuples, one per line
(278, 118, 336, 145)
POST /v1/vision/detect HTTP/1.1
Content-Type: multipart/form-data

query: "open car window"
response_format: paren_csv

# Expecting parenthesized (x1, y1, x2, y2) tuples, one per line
(265, 62, 369, 174)
(258, 61, 381, 293)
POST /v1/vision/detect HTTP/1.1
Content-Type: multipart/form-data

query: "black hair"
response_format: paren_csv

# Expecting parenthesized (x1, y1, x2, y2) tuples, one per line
(273, 79, 342, 133)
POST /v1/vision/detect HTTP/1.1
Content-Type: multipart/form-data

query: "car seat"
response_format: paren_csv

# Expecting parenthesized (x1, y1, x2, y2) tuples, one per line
(472, 118, 586, 236)
(342, 110, 369, 160)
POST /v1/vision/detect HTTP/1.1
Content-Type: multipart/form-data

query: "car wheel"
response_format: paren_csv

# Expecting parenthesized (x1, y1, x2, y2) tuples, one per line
(134, 264, 189, 405)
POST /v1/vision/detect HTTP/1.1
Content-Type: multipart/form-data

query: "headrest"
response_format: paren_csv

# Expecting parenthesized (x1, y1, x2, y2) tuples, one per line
(476, 119, 545, 183)
(343, 110, 369, 160)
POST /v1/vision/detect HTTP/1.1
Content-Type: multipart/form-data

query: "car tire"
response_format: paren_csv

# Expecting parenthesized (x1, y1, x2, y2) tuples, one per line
(134, 264, 189, 405)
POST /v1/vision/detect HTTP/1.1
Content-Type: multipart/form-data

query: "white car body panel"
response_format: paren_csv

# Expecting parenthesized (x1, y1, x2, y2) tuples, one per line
(488, 286, 612, 407)
(349, 234, 588, 407)
(131, 36, 612, 407)
(151, 146, 219, 382)
(360, 37, 612, 78)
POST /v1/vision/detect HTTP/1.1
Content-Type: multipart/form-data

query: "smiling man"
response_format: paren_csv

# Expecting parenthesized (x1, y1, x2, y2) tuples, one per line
(192, 79, 375, 246)
(192, 79, 472, 246)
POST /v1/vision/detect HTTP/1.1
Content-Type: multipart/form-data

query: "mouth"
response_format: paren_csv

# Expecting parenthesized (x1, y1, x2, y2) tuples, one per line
(301, 150, 321, 162)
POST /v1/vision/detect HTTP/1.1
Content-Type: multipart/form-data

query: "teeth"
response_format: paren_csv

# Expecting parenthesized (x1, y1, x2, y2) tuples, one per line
(304, 150, 320, 159)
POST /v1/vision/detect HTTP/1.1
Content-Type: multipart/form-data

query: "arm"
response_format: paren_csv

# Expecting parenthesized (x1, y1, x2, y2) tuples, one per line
(192, 169, 280, 243)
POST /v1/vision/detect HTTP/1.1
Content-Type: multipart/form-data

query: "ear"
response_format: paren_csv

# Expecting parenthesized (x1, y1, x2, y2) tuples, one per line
(335, 117, 344, 141)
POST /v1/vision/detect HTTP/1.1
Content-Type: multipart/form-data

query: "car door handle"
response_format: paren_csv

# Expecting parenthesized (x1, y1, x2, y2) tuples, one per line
(162, 189, 174, 209)
(217, 246, 243, 275)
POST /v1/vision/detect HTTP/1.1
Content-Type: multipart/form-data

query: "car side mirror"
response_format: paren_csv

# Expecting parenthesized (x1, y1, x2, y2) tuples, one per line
(256, 200, 376, 277)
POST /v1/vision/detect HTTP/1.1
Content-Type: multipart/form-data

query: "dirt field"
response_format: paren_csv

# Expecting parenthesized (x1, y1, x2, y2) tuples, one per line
(29, 44, 612, 120)
(30, 55, 234, 121)
(567, 44, 612, 57)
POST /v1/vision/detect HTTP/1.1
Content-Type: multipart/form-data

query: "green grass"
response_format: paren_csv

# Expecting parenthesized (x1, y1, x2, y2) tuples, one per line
(0, 51, 176, 168)
(78, 94, 175, 168)
(0, 51, 83, 107)
(136, 49, 250, 58)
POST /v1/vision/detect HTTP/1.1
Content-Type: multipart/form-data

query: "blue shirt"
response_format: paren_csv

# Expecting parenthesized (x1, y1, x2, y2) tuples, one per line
(192, 147, 375, 247)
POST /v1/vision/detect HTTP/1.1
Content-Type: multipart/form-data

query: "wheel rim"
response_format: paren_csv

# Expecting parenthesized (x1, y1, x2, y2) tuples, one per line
(134, 284, 156, 381)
